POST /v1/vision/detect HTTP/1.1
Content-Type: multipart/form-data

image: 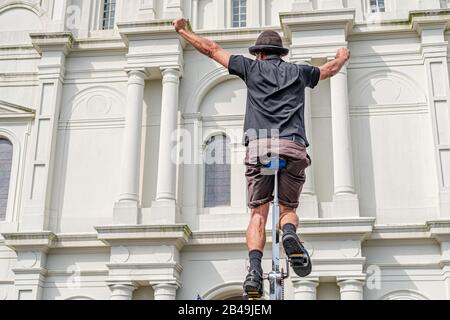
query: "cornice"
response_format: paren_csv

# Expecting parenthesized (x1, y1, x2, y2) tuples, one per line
(116, 19, 180, 46)
(0, 100, 35, 119)
(29, 32, 74, 55)
(2, 231, 56, 252)
(280, 8, 356, 40)
(95, 224, 192, 249)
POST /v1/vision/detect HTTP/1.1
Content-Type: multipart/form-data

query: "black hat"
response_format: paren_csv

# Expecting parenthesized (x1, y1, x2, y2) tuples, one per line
(249, 30, 289, 57)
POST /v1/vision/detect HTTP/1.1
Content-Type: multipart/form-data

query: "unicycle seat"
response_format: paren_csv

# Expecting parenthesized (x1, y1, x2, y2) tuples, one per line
(264, 158, 287, 170)
(261, 155, 287, 176)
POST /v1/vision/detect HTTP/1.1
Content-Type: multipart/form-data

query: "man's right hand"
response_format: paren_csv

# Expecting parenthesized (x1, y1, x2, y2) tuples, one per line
(172, 18, 189, 33)
(336, 48, 351, 62)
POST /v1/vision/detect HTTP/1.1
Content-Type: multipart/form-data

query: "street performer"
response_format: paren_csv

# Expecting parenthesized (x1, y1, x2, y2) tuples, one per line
(172, 18, 350, 298)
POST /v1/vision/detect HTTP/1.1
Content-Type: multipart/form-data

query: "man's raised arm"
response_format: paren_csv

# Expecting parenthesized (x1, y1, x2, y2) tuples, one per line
(172, 18, 231, 68)
(319, 48, 351, 80)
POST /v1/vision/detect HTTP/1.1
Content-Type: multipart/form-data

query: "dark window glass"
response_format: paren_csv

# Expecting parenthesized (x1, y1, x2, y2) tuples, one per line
(204, 135, 231, 208)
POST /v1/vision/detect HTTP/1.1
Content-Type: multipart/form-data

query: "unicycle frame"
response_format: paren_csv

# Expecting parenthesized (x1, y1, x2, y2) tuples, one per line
(264, 159, 290, 301)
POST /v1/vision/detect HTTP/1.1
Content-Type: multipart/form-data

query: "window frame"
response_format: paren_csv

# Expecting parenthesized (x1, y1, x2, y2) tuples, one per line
(0, 132, 19, 225)
(203, 134, 232, 209)
(231, 0, 247, 28)
(0, 137, 13, 222)
(369, 0, 386, 13)
(101, 0, 117, 30)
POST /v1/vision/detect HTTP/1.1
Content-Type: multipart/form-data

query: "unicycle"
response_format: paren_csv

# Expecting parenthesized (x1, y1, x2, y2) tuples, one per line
(244, 155, 290, 301)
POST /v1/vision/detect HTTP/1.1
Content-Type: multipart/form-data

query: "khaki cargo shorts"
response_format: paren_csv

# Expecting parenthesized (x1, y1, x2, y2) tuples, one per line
(245, 138, 311, 209)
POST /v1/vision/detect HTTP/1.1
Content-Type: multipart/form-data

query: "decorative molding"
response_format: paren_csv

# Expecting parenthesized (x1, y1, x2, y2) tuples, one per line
(0, 1, 46, 17)
(2, 231, 55, 252)
(60, 85, 126, 122)
(380, 289, 430, 300)
(95, 224, 192, 249)
(298, 218, 375, 238)
(280, 8, 356, 40)
(350, 103, 429, 117)
(29, 32, 74, 55)
(0, 100, 35, 119)
(202, 281, 269, 300)
(349, 70, 428, 108)
(116, 19, 179, 46)
(184, 67, 235, 114)
(428, 220, 450, 242)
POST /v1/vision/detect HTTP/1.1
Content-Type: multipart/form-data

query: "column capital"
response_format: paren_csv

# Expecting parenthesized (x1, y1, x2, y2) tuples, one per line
(161, 68, 182, 81)
(337, 277, 365, 300)
(337, 277, 366, 285)
(150, 282, 180, 300)
(108, 282, 138, 300)
(292, 277, 319, 300)
(107, 281, 138, 289)
(125, 69, 147, 86)
(150, 282, 180, 289)
(292, 277, 319, 285)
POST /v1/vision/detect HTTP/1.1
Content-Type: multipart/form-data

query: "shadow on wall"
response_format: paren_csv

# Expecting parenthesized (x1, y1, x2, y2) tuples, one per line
(347, 41, 437, 224)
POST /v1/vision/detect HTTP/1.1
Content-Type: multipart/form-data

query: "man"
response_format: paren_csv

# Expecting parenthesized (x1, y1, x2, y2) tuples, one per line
(173, 18, 350, 297)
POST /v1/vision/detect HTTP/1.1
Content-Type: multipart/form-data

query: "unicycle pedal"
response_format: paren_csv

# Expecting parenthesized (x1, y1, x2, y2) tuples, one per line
(243, 291, 265, 300)
(243, 284, 265, 300)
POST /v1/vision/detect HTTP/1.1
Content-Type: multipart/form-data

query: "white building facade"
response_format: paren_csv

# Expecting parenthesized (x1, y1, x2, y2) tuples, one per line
(1, 0, 450, 300)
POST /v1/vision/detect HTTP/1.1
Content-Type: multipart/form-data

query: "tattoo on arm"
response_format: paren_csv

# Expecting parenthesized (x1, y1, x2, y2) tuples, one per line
(319, 58, 347, 80)
(178, 29, 231, 68)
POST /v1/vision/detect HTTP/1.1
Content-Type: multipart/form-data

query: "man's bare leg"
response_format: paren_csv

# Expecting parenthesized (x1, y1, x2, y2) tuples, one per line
(246, 202, 270, 252)
(244, 202, 270, 296)
(279, 204, 312, 277)
(279, 205, 299, 231)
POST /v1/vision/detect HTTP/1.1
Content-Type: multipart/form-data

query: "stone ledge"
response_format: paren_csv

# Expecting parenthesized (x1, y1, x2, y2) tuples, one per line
(280, 8, 356, 39)
(2, 231, 55, 252)
(428, 220, 450, 242)
(29, 31, 74, 55)
(95, 224, 192, 249)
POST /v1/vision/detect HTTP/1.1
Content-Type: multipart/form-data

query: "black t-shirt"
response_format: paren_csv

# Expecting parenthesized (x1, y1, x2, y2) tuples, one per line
(228, 54, 320, 147)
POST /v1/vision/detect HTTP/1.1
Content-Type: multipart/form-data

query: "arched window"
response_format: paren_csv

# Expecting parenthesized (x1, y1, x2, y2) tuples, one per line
(204, 135, 231, 208)
(0, 138, 13, 221)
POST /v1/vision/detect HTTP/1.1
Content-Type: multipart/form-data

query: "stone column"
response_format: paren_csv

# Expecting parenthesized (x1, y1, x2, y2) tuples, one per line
(329, 61, 359, 217)
(337, 279, 365, 300)
(300, 87, 319, 218)
(152, 68, 181, 224)
(109, 283, 137, 300)
(152, 283, 178, 300)
(293, 278, 319, 300)
(191, 0, 199, 30)
(114, 70, 146, 225)
(21, 33, 72, 231)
